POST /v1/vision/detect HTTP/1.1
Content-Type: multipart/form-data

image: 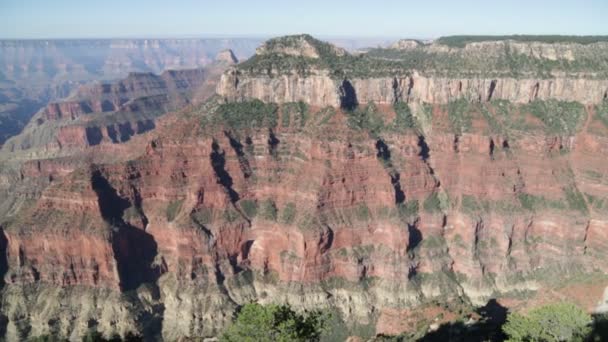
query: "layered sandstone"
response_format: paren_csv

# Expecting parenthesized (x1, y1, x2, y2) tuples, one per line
(41, 68, 208, 121)
(218, 71, 608, 106)
(1, 35, 608, 340)
(0, 38, 263, 145)
(1, 60, 230, 159)
(218, 34, 608, 106)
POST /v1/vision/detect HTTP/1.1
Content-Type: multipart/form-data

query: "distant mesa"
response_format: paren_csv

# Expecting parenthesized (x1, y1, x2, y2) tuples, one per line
(216, 49, 239, 65)
(255, 34, 347, 59)
(389, 39, 422, 50)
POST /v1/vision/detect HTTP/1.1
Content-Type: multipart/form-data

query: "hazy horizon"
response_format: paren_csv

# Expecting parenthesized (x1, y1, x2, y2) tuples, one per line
(1, 0, 607, 39)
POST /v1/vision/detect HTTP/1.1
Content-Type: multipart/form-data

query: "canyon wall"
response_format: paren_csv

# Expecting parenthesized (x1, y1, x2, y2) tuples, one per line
(2, 97, 608, 339)
(218, 70, 608, 107)
(1, 61, 229, 159)
(0, 38, 263, 145)
(1, 35, 608, 340)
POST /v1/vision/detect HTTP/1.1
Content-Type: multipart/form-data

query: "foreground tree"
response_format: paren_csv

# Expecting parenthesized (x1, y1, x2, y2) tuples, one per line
(221, 303, 328, 342)
(503, 302, 591, 341)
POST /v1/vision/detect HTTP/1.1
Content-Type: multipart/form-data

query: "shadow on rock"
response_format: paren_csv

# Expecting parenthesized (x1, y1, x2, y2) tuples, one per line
(418, 299, 508, 342)
(91, 169, 162, 292)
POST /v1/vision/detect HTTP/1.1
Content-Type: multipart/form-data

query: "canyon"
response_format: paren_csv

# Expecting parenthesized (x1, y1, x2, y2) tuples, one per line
(0, 34, 607, 340)
(0, 38, 263, 146)
(0, 37, 393, 146)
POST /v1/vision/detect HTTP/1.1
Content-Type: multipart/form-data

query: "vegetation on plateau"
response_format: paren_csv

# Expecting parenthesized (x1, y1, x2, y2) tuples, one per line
(202, 99, 279, 130)
(346, 101, 418, 134)
(522, 100, 586, 135)
(596, 101, 608, 129)
(436, 35, 608, 48)
(238, 34, 608, 79)
(376, 302, 608, 342)
(435, 98, 586, 136)
(502, 303, 592, 342)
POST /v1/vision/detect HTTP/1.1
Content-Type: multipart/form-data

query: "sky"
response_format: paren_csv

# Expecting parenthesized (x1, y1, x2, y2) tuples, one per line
(0, 0, 607, 39)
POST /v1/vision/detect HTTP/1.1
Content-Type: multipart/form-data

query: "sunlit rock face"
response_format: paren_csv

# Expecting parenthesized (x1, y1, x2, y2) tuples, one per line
(1, 35, 608, 340)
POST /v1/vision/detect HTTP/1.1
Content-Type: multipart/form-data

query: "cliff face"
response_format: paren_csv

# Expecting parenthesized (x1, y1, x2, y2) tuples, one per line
(1, 35, 608, 340)
(41, 69, 208, 121)
(3, 98, 608, 339)
(218, 35, 608, 107)
(218, 70, 608, 106)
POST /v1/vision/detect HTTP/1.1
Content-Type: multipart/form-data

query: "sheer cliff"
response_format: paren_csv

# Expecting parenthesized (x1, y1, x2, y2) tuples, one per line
(218, 35, 608, 106)
(0, 35, 608, 340)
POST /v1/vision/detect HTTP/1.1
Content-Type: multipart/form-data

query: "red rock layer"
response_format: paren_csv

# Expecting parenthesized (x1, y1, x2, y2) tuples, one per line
(2, 101, 608, 339)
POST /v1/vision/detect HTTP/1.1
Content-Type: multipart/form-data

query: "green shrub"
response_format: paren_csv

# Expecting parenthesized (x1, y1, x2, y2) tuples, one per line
(221, 303, 328, 342)
(586, 193, 607, 211)
(237, 34, 608, 79)
(282, 101, 309, 128)
(462, 195, 481, 213)
(518, 193, 537, 211)
(347, 102, 385, 134)
(259, 199, 278, 221)
(355, 203, 371, 221)
(564, 187, 589, 214)
(392, 102, 417, 131)
(281, 108, 291, 127)
(518, 192, 572, 212)
(190, 207, 213, 225)
(240, 199, 258, 218)
(596, 102, 608, 128)
(503, 303, 591, 342)
(295, 101, 310, 127)
(27, 335, 65, 342)
(316, 106, 336, 126)
(166, 200, 184, 222)
(397, 200, 419, 219)
(423, 193, 442, 213)
(203, 99, 278, 130)
(436, 35, 608, 48)
(223, 208, 241, 223)
(280, 202, 297, 224)
(82, 330, 103, 342)
(447, 99, 473, 134)
(422, 235, 446, 249)
(522, 100, 586, 135)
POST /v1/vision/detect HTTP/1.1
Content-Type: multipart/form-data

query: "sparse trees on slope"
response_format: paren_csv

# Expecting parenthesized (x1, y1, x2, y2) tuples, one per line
(503, 302, 591, 342)
(221, 303, 328, 342)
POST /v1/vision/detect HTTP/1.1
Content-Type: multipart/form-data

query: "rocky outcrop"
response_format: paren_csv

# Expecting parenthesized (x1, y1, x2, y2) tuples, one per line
(215, 49, 239, 65)
(389, 39, 422, 50)
(255, 34, 347, 58)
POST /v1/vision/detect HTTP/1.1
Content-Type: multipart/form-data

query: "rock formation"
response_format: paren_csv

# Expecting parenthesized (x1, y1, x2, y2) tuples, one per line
(215, 49, 239, 65)
(0, 34, 608, 340)
(218, 35, 608, 106)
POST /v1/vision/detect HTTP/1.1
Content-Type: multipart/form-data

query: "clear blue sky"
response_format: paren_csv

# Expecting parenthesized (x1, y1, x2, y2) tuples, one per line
(1, 0, 606, 39)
